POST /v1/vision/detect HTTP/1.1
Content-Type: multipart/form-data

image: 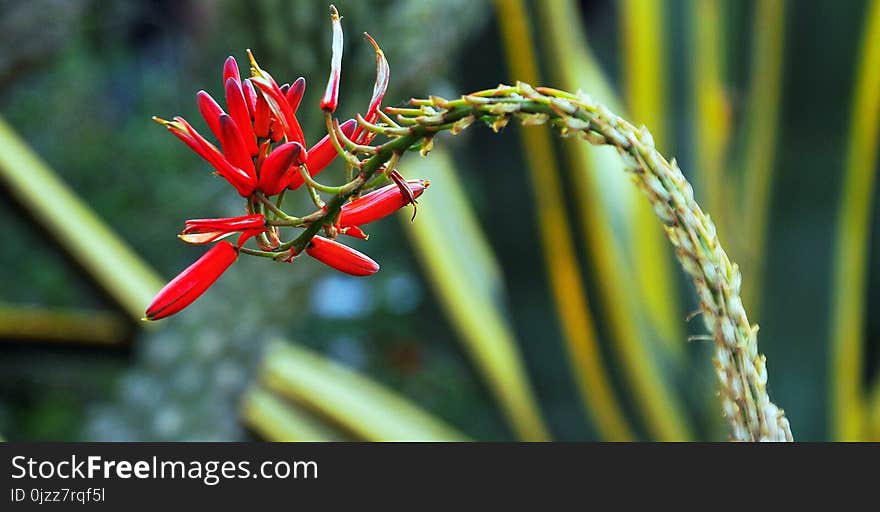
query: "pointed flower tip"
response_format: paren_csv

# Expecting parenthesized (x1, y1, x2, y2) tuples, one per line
(223, 56, 241, 83)
(321, 3, 344, 113)
(144, 241, 238, 320)
(364, 32, 382, 54)
(287, 77, 306, 113)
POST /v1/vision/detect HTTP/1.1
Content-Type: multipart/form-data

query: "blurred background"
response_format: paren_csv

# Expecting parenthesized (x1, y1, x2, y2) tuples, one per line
(0, 0, 878, 441)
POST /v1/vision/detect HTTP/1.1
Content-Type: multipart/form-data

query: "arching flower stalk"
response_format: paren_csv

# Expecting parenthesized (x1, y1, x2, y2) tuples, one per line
(146, 5, 791, 442)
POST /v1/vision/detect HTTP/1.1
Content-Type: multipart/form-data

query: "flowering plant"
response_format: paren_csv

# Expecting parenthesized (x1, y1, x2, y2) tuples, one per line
(144, 5, 792, 442)
(145, 6, 425, 321)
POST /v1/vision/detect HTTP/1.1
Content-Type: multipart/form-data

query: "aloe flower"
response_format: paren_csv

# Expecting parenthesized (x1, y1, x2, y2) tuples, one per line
(337, 179, 429, 230)
(147, 6, 424, 320)
(179, 214, 267, 247)
(306, 236, 379, 276)
(156, 53, 356, 198)
(144, 242, 238, 321)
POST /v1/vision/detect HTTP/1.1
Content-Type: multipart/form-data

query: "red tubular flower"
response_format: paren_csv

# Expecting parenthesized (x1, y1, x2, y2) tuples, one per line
(258, 141, 306, 195)
(320, 6, 343, 112)
(337, 179, 429, 228)
(144, 241, 238, 320)
(245, 51, 306, 145)
(287, 119, 356, 190)
(242, 79, 258, 117)
(218, 114, 256, 178)
(306, 236, 379, 276)
(199, 89, 256, 164)
(154, 116, 256, 197)
(196, 90, 225, 142)
(179, 214, 267, 246)
(252, 87, 272, 138)
(286, 77, 306, 113)
(223, 56, 241, 85)
(251, 75, 306, 146)
(225, 78, 258, 156)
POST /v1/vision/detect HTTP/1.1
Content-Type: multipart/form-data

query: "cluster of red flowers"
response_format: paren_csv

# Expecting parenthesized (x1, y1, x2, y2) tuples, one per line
(144, 7, 428, 321)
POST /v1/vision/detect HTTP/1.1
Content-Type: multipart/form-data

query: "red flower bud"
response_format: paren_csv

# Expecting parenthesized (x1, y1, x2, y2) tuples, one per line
(144, 241, 238, 320)
(179, 214, 266, 246)
(306, 236, 379, 276)
(251, 76, 306, 146)
(218, 114, 256, 179)
(242, 79, 258, 117)
(155, 116, 255, 197)
(225, 78, 258, 156)
(196, 90, 225, 142)
(320, 6, 344, 112)
(287, 119, 356, 190)
(223, 56, 241, 85)
(258, 142, 306, 196)
(286, 77, 306, 113)
(253, 87, 272, 139)
(338, 179, 429, 227)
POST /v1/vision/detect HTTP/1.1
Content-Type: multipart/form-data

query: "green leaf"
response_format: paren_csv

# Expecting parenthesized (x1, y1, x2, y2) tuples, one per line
(738, 0, 787, 314)
(0, 303, 128, 345)
(494, 0, 633, 440)
(240, 386, 347, 442)
(619, 0, 684, 354)
(830, 0, 880, 441)
(0, 116, 164, 321)
(259, 340, 469, 441)
(535, 0, 692, 440)
(398, 148, 551, 441)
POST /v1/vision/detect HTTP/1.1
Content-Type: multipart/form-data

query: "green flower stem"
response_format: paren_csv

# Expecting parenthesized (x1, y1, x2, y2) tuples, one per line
(331, 118, 379, 155)
(285, 106, 473, 255)
(364, 151, 400, 189)
(391, 84, 791, 441)
(273, 189, 287, 217)
(248, 198, 274, 251)
(254, 192, 299, 222)
(238, 246, 286, 259)
(304, 181, 325, 209)
(236, 83, 792, 441)
(324, 112, 364, 168)
(296, 165, 358, 195)
(266, 218, 305, 227)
